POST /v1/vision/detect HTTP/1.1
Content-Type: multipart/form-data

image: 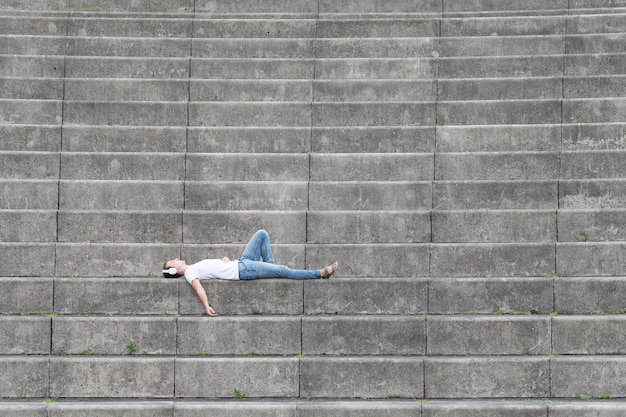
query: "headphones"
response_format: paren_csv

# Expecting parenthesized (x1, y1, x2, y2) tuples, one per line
(163, 267, 178, 275)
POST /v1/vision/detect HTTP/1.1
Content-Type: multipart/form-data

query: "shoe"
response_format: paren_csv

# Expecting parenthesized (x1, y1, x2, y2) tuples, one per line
(321, 262, 338, 279)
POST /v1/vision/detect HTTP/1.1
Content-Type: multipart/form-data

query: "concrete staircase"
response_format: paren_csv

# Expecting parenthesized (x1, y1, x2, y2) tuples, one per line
(1, 0, 626, 415)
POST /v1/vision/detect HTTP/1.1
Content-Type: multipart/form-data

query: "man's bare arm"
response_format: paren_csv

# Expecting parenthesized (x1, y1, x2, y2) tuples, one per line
(191, 278, 217, 316)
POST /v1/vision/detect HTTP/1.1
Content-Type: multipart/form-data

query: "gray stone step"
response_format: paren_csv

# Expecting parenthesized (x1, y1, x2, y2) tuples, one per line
(56, 210, 182, 243)
(307, 210, 430, 243)
(0, 77, 63, 100)
(433, 180, 557, 210)
(0, 99, 61, 124)
(432, 209, 556, 243)
(440, 35, 564, 57)
(436, 124, 561, 152)
(562, 150, 626, 179)
(564, 97, 626, 123)
(64, 78, 188, 101)
(442, 0, 568, 16)
(437, 100, 561, 125)
(60, 152, 184, 180)
(192, 58, 313, 79)
(565, 52, 626, 75)
(309, 181, 432, 210)
(558, 209, 626, 241)
(311, 126, 436, 153)
(0, 151, 59, 179)
(558, 242, 626, 276)
(65, 56, 189, 79)
(66, 16, 192, 37)
(438, 77, 561, 100)
(63, 101, 187, 126)
(563, 122, 626, 150)
(430, 243, 555, 277)
(434, 152, 560, 180)
(61, 125, 186, 152)
(315, 57, 436, 79)
(0, 179, 58, 209)
(0, 55, 65, 78)
(442, 15, 566, 36)
(58, 180, 182, 210)
(439, 55, 563, 78)
(0, 210, 57, 242)
(559, 179, 626, 209)
(565, 75, 626, 98)
(3, 400, 626, 417)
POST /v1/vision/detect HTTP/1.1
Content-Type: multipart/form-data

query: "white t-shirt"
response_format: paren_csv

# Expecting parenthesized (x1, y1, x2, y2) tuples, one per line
(184, 259, 240, 284)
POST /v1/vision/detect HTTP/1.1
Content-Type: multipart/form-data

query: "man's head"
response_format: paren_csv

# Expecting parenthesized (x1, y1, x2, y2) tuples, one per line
(162, 258, 187, 278)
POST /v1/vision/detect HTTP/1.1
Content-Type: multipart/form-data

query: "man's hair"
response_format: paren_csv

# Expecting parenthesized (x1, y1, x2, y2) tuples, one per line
(162, 262, 182, 278)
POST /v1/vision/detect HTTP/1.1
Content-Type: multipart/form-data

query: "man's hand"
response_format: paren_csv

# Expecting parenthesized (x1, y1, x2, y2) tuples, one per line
(206, 305, 218, 317)
(221, 257, 230, 262)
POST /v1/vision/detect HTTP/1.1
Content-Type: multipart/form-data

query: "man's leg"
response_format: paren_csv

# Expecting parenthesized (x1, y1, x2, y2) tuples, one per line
(239, 259, 320, 280)
(239, 229, 275, 263)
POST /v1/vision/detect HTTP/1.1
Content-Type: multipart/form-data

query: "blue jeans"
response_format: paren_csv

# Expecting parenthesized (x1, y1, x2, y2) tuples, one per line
(238, 230, 320, 280)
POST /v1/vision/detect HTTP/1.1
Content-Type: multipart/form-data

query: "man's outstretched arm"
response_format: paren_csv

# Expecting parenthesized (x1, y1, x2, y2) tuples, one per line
(191, 278, 217, 316)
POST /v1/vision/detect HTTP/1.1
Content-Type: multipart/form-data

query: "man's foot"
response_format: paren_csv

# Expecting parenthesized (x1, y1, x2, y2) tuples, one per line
(321, 261, 338, 279)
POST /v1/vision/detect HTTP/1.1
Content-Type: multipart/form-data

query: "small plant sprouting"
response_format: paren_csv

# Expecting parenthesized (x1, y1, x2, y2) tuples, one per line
(580, 230, 590, 242)
(233, 388, 246, 399)
(599, 393, 612, 399)
(580, 394, 591, 401)
(82, 349, 92, 356)
(127, 342, 137, 355)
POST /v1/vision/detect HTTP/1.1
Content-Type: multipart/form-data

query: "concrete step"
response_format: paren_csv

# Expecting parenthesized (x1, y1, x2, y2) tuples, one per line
(437, 99, 561, 125)
(0, 77, 63, 100)
(563, 122, 626, 150)
(314, 57, 437, 79)
(64, 36, 190, 57)
(438, 77, 561, 100)
(3, 276, 626, 315)
(308, 181, 432, 210)
(61, 125, 186, 152)
(565, 52, 626, 75)
(0, 55, 65, 78)
(439, 55, 563, 78)
(58, 180, 182, 210)
(0, 210, 57, 242)
(433, 180, 556, 210)
(442, 15, 566, 36)
(430, 243, 556, 277)
(0, 151, 59, 179)
(440, 35, 564, 57)
(307, 210, 430, 243)
(192, 58, 313, 79)
(65, 56, 190, 78)
(443, 0, 568, 17)
(435, 152, 560, 180)
(567, 32, 626, 54)
(3, 399, 626, 417)
(0, 179, 58, 209)
(560, 179, 626, 209)
(432, 210, 556, 243)
(558, 242, 626, 277)
(558, 209, 626, 242)
(185, 181, 308, 211)
(63, 100, 187, 126)
(186, 126, 311, 153)
(311, 126, 436, 153)
(313, 79, 436, 101)
(436, 124, 561, 152)
(63, 78, 188, 101)
(0, 99, 61, 124)
(9, 354, 626, 399)
(59, 152, 184, 180)
(564, 97, 626, 124)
